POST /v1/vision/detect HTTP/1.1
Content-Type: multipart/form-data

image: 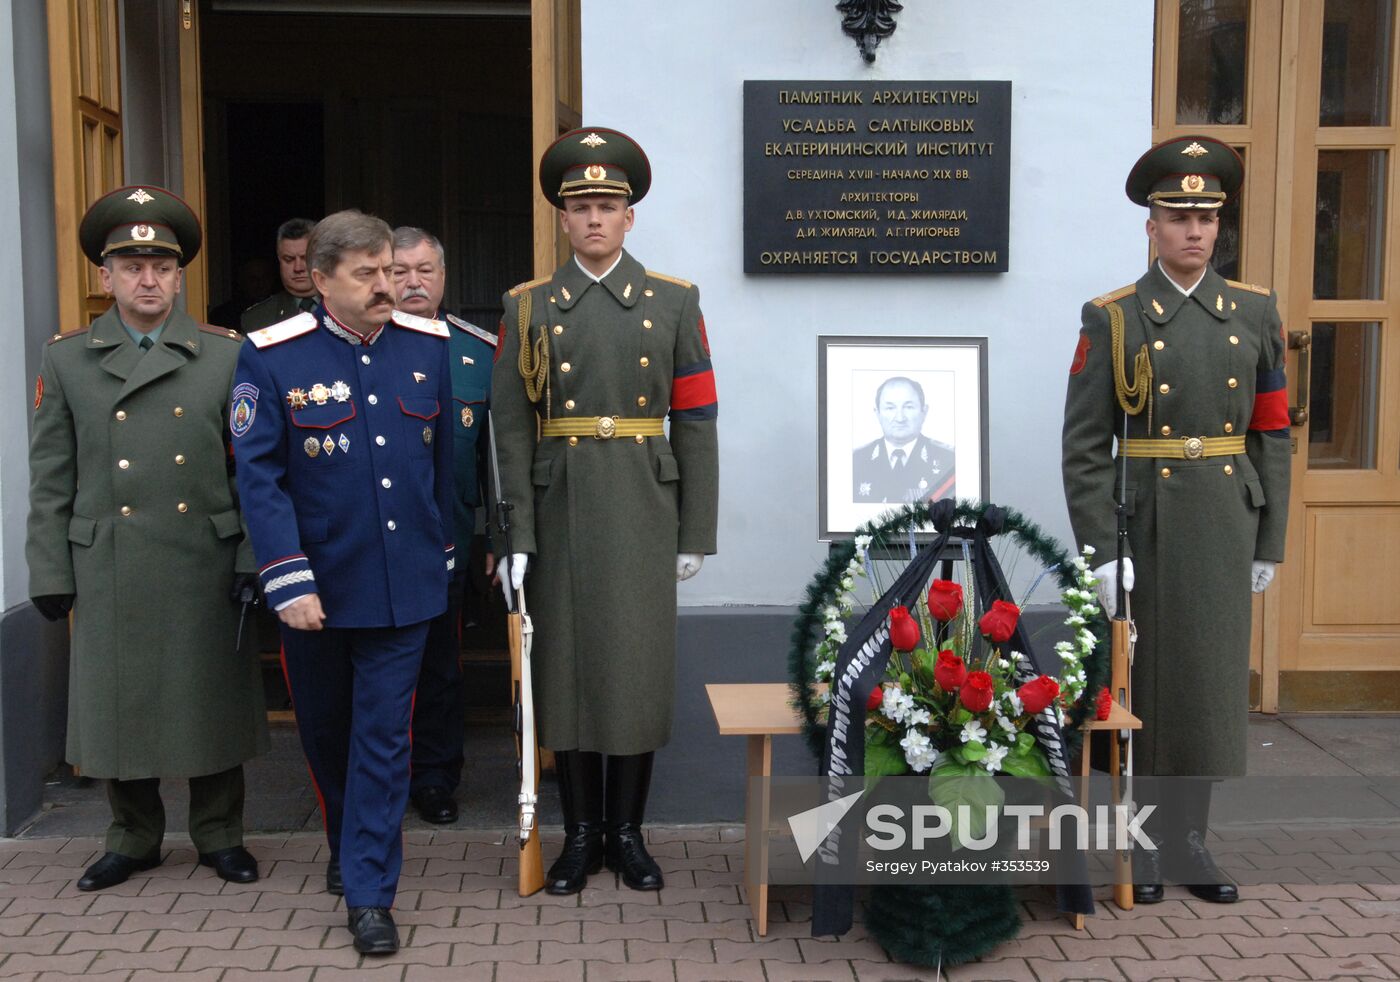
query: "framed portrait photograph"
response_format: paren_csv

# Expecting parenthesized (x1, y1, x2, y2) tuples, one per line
(817, 335, 990, 540)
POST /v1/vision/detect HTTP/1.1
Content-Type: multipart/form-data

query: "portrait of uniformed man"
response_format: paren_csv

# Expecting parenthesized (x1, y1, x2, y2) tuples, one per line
(26, 185, 268, 893)
(852, 375, 956, 504)
(1061, 135, 1290, 906)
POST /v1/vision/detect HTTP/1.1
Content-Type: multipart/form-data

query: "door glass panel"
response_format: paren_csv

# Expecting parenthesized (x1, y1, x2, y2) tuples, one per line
(1213, 147, 1244, 280)
(1176, 0, 1250, 124)
(1320, 0, 1395, 125)
(1308, 322, 1381, 470)
(1313, 150, 1388, 299)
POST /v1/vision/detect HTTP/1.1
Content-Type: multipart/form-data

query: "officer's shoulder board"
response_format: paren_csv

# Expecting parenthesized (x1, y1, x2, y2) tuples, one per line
(1091, 283, 1137, 308)
(1226, 279, 1271, 296)
(391, 309, 449, 338)
(507, 275, 550, 298)
(198, 324, 243, 341)
(48, 326, 91, 345)
(646, 269, 694, 290)
(247, 311, 318, 349)
(446, 313, 497, 347)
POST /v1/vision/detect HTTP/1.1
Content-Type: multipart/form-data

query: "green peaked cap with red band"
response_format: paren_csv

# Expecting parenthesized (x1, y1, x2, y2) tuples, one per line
(79, 184, 203, 267)
(1125, 135, 1244, 209)
(539, 127, 652, 210)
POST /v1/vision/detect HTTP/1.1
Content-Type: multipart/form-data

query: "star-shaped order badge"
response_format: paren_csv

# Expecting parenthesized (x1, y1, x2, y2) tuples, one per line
(286, 388, 309, 410)
(308, 383, 331, 406)
(859, 482, 872, 497)
(330, 380, 351, 403)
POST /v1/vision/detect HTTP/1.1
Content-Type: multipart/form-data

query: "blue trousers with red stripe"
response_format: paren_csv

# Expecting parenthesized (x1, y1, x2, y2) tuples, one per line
(280, 621, 429, 908)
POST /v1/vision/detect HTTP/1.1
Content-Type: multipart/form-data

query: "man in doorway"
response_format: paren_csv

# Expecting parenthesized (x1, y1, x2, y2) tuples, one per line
(241, 217, 319, 332)
(851, 375, 956, 504)
(391, 225, 496, 825)
(1061, 135, 1291, 904)
(232, 210, 454, 955)
(27, 185, 268, 892)
(492, 128, 719, 896)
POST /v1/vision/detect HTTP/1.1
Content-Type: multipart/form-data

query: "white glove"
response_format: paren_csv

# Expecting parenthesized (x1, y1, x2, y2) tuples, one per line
(676, 553, 704, 582)
(500, 552, 529, 607)
(1090, 558, 1135, 620)
(1251, 560, 1276, 593)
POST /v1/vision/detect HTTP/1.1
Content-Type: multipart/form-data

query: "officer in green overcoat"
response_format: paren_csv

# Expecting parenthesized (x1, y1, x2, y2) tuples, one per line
(492, 128, 719, 895)
(1062, 137, 1291, 904)
(27, 186, 268, 891)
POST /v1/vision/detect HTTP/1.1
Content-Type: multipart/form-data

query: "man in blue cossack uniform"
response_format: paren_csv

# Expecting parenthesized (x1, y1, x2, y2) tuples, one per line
(230, 210, 453, 956)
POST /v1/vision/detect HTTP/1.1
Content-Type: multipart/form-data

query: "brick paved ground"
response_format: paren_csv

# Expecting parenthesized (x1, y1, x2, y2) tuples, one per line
(3, 824, 1398, 981)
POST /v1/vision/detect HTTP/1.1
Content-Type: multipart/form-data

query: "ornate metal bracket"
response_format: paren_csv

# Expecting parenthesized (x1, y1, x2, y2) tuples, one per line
(837, 0, 904, 63)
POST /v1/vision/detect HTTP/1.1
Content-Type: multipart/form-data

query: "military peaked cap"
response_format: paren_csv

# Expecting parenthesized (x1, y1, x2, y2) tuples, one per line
(1125, 135, 1244, 209)
(79, 184, 203, 266)
(538, 127, 651, 209)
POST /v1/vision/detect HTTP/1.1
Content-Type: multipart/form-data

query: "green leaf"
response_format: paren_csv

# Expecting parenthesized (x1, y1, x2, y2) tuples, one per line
(1015, 731, 1036, 754)
(999, 747, 1052, 778)
(960, 740, 987, 762)
(864, 730, 910, 778)
(928, 768, 1005, 849)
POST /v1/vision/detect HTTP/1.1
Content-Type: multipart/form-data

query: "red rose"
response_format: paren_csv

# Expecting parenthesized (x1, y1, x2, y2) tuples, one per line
(927, 580, 964, 622)
(867, 686, 884, 712)
(888, 605, 921, 652)
(934, 649, 967, 692)
(959, 671, 995, 713)
(979, 600, 1021, 643)
(1095, 686, 1113, 721)
(1017, 675, 1061, 715)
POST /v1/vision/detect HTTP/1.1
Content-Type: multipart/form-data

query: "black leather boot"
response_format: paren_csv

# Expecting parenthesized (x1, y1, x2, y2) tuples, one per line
(1169, 780, 1238, 903)
(605, 752, 663, 891)
(545, 750, 604, 895)
(1132, 837, 1165, 904)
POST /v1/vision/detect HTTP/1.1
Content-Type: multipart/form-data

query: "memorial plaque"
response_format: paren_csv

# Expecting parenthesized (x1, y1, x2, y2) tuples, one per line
(743, 80, 1011, 274)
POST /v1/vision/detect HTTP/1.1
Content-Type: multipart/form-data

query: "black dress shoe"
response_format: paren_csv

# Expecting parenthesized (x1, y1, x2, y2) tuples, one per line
(1186, 881, 1239, 903)
(545, 826, 604, 895)
(326, 857, 343, 896)
(77, 850, 161, 891)
(411, 786, 459, 824)
(198, 846, 259, 884)
(347, 906, 399, 955)
(1132, 841, 1164, 905)
(1174, 829, 1237, 903)
(606, 825, 663, 891)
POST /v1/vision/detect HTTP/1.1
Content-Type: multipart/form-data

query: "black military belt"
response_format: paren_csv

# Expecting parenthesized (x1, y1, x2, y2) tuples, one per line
(1119, 435, 1246, 459)
(539, 417, 664, 440)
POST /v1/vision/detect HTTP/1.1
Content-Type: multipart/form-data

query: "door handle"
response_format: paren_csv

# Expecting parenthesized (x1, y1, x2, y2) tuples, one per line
(1288, 330, 1311, 426)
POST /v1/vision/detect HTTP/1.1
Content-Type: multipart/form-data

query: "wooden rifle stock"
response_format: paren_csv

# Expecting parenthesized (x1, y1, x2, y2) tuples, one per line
(510, 608, 545, 896)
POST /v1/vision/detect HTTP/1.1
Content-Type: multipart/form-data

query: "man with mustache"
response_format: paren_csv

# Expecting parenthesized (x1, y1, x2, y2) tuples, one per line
(390, 226, 496, 825)
(241, 217, 320, 332)
(231, 210, 455, 955)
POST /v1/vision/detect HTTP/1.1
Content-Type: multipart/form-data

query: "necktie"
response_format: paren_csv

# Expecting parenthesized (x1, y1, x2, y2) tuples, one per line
(297, 296, 316, 313)
(138, 336, 153, 351)
(890, 449, 905, 469)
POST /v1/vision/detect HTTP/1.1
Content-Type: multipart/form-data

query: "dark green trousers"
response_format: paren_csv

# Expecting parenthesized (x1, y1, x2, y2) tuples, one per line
(105, 765, 245, 856)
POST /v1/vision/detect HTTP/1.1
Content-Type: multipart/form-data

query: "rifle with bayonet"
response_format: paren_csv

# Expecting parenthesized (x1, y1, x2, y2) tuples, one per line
(488, 414, 545, 896)
(1111, 407, 1137, 910)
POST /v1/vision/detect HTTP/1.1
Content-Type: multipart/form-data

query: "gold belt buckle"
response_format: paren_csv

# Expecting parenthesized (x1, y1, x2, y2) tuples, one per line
(1182, 436, 1205, 460)
(594, 416, 618, 440)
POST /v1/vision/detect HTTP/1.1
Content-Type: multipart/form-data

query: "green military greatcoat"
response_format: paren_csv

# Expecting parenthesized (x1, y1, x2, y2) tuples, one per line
(27, 307, 269, 780)
(492, 251, 719, 755)
(1062, 263, 1290, 777)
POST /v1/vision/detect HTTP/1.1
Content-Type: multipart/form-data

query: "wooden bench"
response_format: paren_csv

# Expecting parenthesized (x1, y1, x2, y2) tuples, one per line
(706, 681, 1142, 935)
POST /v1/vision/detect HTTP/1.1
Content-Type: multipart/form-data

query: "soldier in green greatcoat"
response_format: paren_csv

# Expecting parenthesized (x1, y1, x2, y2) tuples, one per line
(1062, 137, 1291, 904)
(492, 128, 719, 895)
(27, 186, 268, 891)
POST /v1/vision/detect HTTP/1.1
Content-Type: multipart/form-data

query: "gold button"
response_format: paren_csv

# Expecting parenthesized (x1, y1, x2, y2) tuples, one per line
(1153, 340, 1164, 351)
(560, 362, 571, 373)
(635, 434, 645, 444)
(177, 502, 188, 513)
(118, 459, 130, 469)
(1159, 383, 1169, 394)
(175, 454, 185, 464)
(643, 319, 653, 329)
(120, 506, 132, 517)
(553, 325, 563, 335)
(1227, 377, 1238, 389)
(115, 410, 127, 421)
(568, 436, 579, 447)
(644, 289, 654, 297)
(173, 407, 184, 417)
(1229, 335, 1239, 345)
(565, 399, 576, 410)
(1161, 425, 1172, 436)
(1161, 468, 1172, 478)
(637, 396, 648, 407)
(639, 356, 649, 367)
(1224, 422, 1234, 434)
(1224, 465, 1234, 476)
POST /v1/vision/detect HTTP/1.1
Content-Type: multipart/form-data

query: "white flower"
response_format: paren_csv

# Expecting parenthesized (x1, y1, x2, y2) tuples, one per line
(907, 707, 931, 727)
(900, 730, 938, 772)
(1054, 641, 1073, 654)
(841, 576, 855, 591)
(1008, 650, 1025, 663)
(1003, 691, 1024, 716)
(997, 658, 1009, 670)
(1083, 544, 1096, 556)
(1066, 615, 1086, 628)
(816, 659, 835, 676)
(982, 744, 1009, 773)
(996, 714, 1017, 736)
(882, 686, 915, 724)
(960, 720, 987, 744)
(818, 689, 831, 705)
(827, 622, 848, 644)
(854, 534, 873, 551)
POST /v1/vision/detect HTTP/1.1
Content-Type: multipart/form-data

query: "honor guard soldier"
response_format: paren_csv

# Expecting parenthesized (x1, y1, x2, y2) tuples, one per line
(241, 217, 319, 332)
(492, 127, 719, 896)
(391, 225, 496, 825)
(231, 210, 454, 955)
(1061, 136, 1291, 905)
(26, 185, 268, 891)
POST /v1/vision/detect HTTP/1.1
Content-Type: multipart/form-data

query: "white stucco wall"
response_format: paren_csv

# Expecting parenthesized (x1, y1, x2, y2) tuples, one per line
(582, 0, 1154, 606)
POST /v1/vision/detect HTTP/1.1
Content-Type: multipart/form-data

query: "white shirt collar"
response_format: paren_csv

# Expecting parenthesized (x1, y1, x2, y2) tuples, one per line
(1159, 260, 1207, 297)
(883, 438, 918, 464)
(575, 253, 623, 283)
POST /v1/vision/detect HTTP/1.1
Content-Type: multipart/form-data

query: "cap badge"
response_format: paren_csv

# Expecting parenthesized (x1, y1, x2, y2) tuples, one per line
(308, 382, 330, 405)
(131, 224, 155, 241)
(580, 132, 607, 148)
(330, 380, 351, 403)
(127, 188, 154, 204)
(1181, 141, 1209, 158)
(1181, 174, 1206, 193)
(461, 405, 474, 428)
(585, 164, 608, 181)
(304, 436, 320, 458)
